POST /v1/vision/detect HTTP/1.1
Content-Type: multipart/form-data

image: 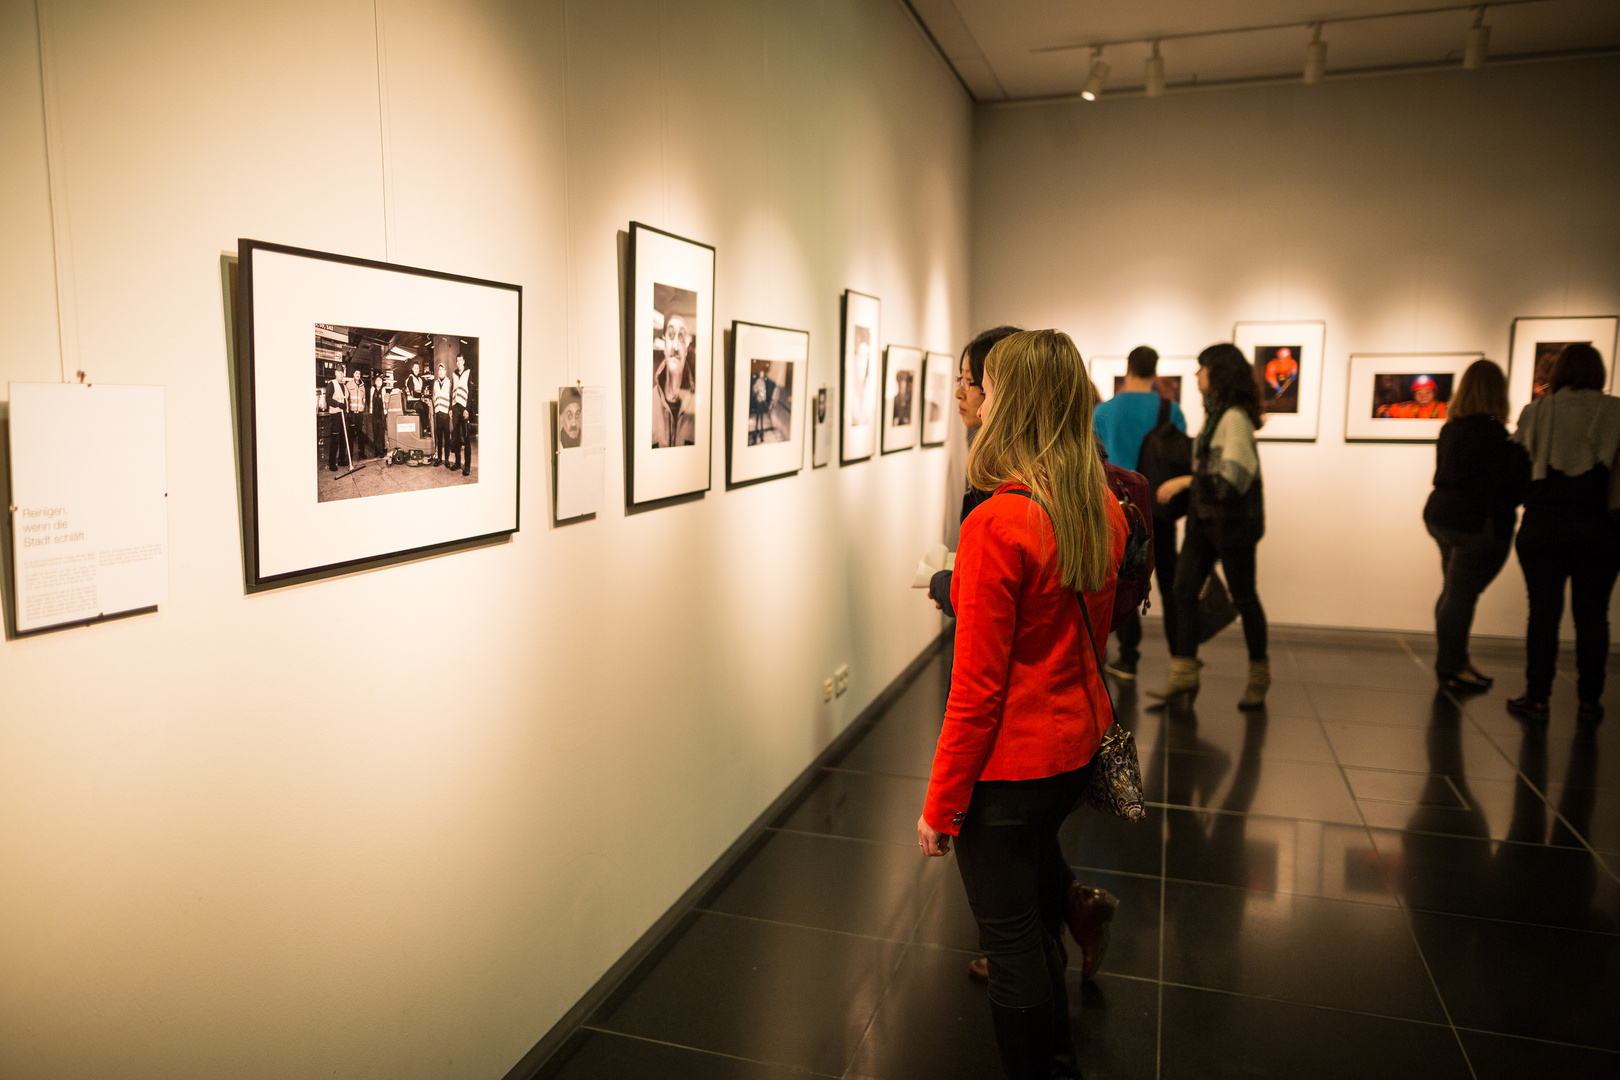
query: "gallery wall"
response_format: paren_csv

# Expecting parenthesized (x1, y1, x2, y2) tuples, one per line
(0, 1, 970, 1077)
(972, 55, 1620, 639)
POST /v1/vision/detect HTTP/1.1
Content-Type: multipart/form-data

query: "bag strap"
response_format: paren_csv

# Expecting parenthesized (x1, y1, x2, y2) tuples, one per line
(997, 487, 1118, 731)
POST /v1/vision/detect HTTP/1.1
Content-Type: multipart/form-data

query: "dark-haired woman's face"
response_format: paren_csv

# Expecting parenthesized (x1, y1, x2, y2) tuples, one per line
(1196, 364, 1211, 397)
(957, 355, 986, 431)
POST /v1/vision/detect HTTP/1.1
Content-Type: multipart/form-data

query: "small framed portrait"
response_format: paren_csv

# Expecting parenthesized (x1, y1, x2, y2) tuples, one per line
(626, 222, 715, 508)
(1345, 353, 1481, 442)
(1506, 316, 1618, 416)
(236, 239, 520, 589)
(882, 345, 923, 454)
(812, 386, 832, 468)
(1089, 355, 1205, 433)
(1234, 321, 1327, 441)
(921, 351, 953, 447)
(727, 320, 810, 488)
(840, 290, 881, 464)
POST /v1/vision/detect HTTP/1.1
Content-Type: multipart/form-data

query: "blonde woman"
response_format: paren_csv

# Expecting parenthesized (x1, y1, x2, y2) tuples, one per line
(917, 330, 1127, 1080)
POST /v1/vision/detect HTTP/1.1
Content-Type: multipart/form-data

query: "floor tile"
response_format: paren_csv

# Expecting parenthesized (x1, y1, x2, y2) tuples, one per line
(1307, 684, 1449, 727)
(1165, 809, 1396, 903)
(1368, 827, 1620, 931)
(705, 829, 946, 940)
(1159, 985, 1472, 1079)
(1165, 710, 1337, 764)
(1459, 1029, 1620, 1080)
(835, 711, 940, 779)
(1322, 720, 1519, 782)
(592, 912, 904, 1076)
(779, 769, 929, 844)
(1059, 804, 1164, 878)
(543, 1028, 830, 1080)
(912, 865, 1162, 982)
(1411, 910, 1620, 1050)
(1161, 880, 1447, 1021)
(1165, 752, 1362, 825)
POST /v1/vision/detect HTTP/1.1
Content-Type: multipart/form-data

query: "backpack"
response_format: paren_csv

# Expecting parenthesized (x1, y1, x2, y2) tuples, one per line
(1136, 395, 1193, 519)
(1103, 463, 1155, 631)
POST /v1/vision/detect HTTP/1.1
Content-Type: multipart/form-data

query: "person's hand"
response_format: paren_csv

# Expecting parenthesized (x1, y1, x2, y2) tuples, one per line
(1157, 475, 1191, 505)
(933, 600, 943, 610)
(917, 815, 950, 857)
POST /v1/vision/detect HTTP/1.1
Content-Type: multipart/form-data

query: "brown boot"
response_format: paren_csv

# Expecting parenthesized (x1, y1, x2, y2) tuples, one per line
(1146, 656, 1200, 705)
(1065, 882, 1120, 981)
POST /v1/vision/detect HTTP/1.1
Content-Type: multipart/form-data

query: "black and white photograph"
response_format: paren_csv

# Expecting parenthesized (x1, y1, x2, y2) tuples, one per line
(315, 324, 479, 503)
(812, 386, 832, 468)
(840, 290, 881, 463)
(882, 344, 923, 454)
(727, 320, 809, 488)
(921, 351, 952, 447)
(557, 386, 583, 449)
(1345, 352, 1479, 442)
(1234, 321, 1326, 441)
(651, 283, 698, 449)
(1506, 316, 1618, 414)
(237, 239, 521, 589)
(627, 223, 715, 506)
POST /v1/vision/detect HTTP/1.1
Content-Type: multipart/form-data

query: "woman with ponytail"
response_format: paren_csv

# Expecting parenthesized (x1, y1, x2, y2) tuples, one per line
(916, 330, 1126, 1079)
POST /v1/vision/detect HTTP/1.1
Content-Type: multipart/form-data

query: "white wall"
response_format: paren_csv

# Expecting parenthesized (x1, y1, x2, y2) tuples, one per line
(0, 2, 970, 1077)
(973, 57, 1620, 639)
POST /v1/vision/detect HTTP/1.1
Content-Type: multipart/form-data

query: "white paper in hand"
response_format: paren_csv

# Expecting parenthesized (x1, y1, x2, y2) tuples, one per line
(912, 541, 955, 588)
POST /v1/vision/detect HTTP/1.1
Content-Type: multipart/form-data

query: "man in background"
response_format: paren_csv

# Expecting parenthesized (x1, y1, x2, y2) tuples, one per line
(404, 360, 432, 448)
(1092, 344, 1186, 679)
(451, 352, 474, 476)
(432, 360, 453, 467)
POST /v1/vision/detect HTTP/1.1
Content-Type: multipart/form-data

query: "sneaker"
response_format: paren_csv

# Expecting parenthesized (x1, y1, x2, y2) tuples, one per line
(1104, 655, 1137, 681)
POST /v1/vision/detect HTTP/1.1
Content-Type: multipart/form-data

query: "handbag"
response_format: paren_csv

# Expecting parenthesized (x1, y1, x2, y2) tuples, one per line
(1076, 572, 1147, 822)
(1199, 568, 1240, 644)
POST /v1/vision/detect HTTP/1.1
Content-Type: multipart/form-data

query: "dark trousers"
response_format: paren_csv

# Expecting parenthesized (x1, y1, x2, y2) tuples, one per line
(434, 410, 450, 463)
(451, 404, 471, 474)
(954, 763, 1091, 1010)
(325, 412, 357, 469)
(1427, 520, 1512, 676)
(1116, 512, 1181, 662)
(1173, 516, 1267, 661)
(410, 400, 432, 444)
(1516, 508, 1620, 703)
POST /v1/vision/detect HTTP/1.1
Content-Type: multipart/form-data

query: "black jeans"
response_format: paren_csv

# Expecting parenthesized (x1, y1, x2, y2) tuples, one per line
(1427, 520, 1512, 676)
(1173, 516, 1267, 661)
(1516, 508, 1620, 703)
(954, 762, 1092, 1009)
(1115, 512, 1181, 662)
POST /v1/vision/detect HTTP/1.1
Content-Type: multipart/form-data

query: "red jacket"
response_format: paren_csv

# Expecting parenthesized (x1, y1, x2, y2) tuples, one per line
(923, 482, 1126, 836)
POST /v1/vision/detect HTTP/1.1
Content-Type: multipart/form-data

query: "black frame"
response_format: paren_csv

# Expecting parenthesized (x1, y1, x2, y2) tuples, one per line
(1341, 351, 1480, 444)
(1507, 315, 1620, 399)
(839, 288, 880, 466)
(235, 238, 522, 590)
(919, 350, 950, 448)
(1233, 319, 1326, 444)
(880, 344, 920, 455)
(725, 319, 810, 490)
(624, 221, 716, 511)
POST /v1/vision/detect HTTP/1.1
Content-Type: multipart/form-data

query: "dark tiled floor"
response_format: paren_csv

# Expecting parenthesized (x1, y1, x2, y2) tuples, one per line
(543, 625, 1620, 1079)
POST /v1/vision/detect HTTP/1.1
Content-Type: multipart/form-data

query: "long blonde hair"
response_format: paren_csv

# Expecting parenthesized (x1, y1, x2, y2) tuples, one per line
(966, 329, 1111, 592)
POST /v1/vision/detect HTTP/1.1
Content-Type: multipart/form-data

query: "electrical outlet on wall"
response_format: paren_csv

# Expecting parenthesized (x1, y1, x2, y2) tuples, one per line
(823, 678, 834, 702)
(834, 664, 850, 696)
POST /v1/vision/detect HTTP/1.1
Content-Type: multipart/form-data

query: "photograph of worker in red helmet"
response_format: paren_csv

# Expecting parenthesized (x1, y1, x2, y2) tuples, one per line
(1255, 344, 1301, 414)
(1373, 372, 1452, 418)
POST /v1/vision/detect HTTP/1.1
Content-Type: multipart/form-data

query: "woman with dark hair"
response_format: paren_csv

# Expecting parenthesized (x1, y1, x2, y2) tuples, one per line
(1423, 359, 1528, 693)
(1149, 343, 1269, 708)
(1509, 342, 1620, 722)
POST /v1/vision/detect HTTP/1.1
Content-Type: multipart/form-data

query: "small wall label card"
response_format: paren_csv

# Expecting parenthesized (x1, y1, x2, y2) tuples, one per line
(7, 382, 168, 635)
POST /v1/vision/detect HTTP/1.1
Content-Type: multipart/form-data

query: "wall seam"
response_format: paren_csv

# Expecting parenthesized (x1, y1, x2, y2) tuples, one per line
(32, 0, 76, 383)
(373, 0, 398, 261)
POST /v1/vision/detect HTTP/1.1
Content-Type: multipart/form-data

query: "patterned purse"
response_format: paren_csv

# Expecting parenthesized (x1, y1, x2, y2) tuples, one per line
(1075, 579, 1147, 822)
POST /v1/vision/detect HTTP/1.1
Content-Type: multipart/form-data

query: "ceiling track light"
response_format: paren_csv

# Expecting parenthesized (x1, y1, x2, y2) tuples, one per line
(1081, 47, 1110, 101)
(1464, 6, 1491, 68)
(1303, 23, 1327, 85)
(1145, 40, 1165, 98)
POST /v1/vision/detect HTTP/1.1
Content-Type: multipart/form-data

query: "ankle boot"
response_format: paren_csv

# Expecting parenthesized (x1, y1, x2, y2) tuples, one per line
(1238, 658, 1270, 710)
(1147, 656, 1200, 703)
(989, 998, 1057, 1080)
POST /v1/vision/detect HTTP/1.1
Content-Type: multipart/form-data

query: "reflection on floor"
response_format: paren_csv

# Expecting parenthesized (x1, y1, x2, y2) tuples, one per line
(541, 625, 1620, 1079)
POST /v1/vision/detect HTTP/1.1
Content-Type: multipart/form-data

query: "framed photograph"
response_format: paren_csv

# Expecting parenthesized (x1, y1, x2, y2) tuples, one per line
(921, 351, 953, 447)
(1345, 352, 1481, 442)
(1233, 321, 1326, 441)
(811, 386, 832, 468)
(1089, 356, 1205, 434)
(882, 345, 923, 454)
(626, 222, 715, 508)
(1506, 316, 1618, 416)
(236, 239, 520, 589)
(840, 290, 881, 464)
(727, 321, 809, 487)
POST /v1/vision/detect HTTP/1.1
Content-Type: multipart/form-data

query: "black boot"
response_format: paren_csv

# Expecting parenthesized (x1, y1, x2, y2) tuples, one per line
(989, 997, 1055, 1080)
(1045, 934, 1081, 1079)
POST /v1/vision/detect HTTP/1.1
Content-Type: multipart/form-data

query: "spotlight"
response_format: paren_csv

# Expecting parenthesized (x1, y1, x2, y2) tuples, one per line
(1081, 48, 1110, 101)
(1145, 41, 1165, 98)
(1303, 24, 1327, 84)
(1464, 7, 1490, 69)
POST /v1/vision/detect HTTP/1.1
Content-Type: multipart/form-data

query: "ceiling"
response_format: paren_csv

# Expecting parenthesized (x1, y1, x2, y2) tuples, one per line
(906, 0, 1620, 101)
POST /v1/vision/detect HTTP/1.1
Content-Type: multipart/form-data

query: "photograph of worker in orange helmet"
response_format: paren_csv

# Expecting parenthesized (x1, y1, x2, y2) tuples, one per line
(1255, 344, 1301, 414)
(1373, 372, 1451, 419)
